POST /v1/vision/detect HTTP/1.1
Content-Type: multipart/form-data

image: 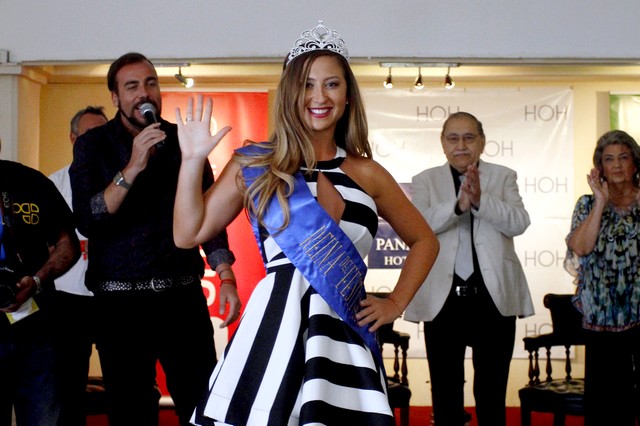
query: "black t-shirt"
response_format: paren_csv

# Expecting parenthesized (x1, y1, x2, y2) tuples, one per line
(0, 159, 76, 326)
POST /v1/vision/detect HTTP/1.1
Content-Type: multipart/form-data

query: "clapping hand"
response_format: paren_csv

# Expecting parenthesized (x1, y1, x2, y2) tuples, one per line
(458, 164, 481, 211)
(175, 94, 232, 160)
(586, 168, 609, 205)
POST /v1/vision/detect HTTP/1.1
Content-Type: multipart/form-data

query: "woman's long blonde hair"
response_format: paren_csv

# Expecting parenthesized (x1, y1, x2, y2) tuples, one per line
(235, 50, 372, 231)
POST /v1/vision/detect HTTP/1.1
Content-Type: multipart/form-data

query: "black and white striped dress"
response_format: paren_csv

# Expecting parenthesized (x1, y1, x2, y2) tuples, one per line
(191, 148, 395, 426)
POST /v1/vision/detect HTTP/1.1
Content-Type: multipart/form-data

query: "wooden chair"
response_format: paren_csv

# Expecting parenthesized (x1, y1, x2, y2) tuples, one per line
(518, 293, 587, 426)
(370, 292, 411, 426)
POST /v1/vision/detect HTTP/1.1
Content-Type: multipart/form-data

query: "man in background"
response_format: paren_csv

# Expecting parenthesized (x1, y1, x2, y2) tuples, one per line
(69, 52, 240, 426)
(48, 106, 108, 426)
(404, 112, 534, 426)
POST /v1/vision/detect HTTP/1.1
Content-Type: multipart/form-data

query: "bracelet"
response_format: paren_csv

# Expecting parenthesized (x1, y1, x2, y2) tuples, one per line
(217, 268, 233, 277)
(32, 275, 42, 295)
(387, 293, 403, 317)
(220, 279, 237, 288)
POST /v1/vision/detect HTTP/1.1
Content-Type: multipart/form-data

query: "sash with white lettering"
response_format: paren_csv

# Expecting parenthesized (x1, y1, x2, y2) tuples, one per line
(238, 145, 383, 367)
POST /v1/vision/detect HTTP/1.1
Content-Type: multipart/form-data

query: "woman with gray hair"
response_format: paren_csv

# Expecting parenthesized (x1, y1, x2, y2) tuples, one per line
(565, 129, 640, 426)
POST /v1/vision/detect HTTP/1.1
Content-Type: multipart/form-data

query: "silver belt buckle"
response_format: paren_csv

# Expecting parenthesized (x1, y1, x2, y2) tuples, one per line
(150, 277, 173, 292)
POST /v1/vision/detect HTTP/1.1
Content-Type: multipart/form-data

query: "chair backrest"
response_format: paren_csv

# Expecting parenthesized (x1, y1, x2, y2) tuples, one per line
(543, 293, 586, 345)
(523, 293, 586, 384)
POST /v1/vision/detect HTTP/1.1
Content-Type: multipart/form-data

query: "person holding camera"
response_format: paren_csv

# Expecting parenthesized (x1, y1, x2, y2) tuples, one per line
(0, 137, 81, 426)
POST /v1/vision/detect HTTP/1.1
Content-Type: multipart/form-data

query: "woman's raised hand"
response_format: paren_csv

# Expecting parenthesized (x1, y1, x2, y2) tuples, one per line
(175, 94, 232, 160)
(587, 167, 609, 204)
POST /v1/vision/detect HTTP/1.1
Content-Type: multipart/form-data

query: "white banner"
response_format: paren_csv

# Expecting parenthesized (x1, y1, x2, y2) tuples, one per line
(362, 87, 576, 359)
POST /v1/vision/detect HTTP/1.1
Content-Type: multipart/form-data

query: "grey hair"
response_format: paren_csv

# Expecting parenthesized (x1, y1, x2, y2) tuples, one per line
(70, 106, 108, 136)
(593, 130, 640, 187)
(441, 111, 485, 138)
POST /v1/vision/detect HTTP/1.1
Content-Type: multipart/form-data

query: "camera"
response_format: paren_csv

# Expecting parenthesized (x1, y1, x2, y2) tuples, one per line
(0, 266, 19, 309)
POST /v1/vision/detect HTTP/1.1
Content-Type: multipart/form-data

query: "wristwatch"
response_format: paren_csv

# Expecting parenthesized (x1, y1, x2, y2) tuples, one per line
(32, 275, 42, 295)
(113, 171, 131, 190)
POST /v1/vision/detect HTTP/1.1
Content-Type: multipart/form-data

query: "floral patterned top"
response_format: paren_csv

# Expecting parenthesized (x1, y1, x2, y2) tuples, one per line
(565, 194, 640, 332)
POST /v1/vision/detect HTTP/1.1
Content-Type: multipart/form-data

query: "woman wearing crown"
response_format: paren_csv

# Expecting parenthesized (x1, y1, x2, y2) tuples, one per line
(173, 21, 439, 426)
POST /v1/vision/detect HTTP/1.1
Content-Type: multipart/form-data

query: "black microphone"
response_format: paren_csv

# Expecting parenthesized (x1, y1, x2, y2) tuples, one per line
(139, 102, 158, 124)
(139, 103, 164, 149)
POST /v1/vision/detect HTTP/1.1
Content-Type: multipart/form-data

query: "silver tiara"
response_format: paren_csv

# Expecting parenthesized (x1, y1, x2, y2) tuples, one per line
(285, 20, 349, 66)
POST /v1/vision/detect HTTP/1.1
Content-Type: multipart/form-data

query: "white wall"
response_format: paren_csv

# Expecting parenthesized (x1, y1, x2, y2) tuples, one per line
(2, 0, 640, 64)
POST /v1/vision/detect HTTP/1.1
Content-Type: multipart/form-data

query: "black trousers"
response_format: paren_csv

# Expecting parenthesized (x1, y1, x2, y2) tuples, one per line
(52, 291, 98, 426)
(95, 284, 216, 426)
(424, 285, 515, 426)
(584, 327, 640, 426)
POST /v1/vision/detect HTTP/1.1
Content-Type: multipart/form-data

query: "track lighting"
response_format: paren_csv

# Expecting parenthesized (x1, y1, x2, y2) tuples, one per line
(379, 62, 459, 90)
(175, 66, 195, 88)
(414, 67, 424, 90)
(444, 67, 455, 89)
(383, 68, 393, 89)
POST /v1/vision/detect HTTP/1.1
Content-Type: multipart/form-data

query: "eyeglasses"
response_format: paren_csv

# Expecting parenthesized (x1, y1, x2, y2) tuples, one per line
(444, 133, 479, 144)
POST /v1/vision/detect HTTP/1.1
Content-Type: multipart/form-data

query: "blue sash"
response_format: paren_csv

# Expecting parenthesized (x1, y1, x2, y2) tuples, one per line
(238, 145, 383, 366)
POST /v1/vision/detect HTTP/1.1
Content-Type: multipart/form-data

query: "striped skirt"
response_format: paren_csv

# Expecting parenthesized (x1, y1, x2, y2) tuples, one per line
(191, 249, 394, 426)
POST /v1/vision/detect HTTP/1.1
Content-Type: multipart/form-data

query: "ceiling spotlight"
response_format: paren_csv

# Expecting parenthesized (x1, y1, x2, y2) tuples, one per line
(175, 66, 195, 88)
(383, 68, 393, 89)
(414, 67, 424, 90)
(444, 67, 455, 89)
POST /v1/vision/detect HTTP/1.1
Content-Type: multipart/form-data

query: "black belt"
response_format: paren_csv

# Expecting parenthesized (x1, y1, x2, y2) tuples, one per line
(95, 275, 200, 293)
(454, 285, 477, 297)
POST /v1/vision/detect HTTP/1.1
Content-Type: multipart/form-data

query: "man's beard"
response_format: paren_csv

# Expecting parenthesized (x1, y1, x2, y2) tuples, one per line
(121, 107, 147, 131)
(120, 102, 161, 131)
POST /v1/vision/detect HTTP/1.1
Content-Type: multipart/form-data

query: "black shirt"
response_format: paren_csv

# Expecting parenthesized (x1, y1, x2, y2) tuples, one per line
(450, 165, 482, 285)
(69, 112, 234, 289)
(0, 160, 77, 326)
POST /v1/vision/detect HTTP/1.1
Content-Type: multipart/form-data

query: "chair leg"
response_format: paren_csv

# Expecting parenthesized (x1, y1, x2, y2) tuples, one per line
(553, 412, 566, 426)
(520, 405, 532, 426)
(399, 406, 409, 426)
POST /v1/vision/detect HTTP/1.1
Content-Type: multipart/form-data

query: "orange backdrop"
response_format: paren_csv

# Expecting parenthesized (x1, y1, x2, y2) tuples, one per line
(157, 91, 269, 395)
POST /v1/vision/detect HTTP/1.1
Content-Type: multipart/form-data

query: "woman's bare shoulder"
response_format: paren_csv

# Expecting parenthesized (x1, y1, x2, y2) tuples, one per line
(342, 155, 394, 197)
